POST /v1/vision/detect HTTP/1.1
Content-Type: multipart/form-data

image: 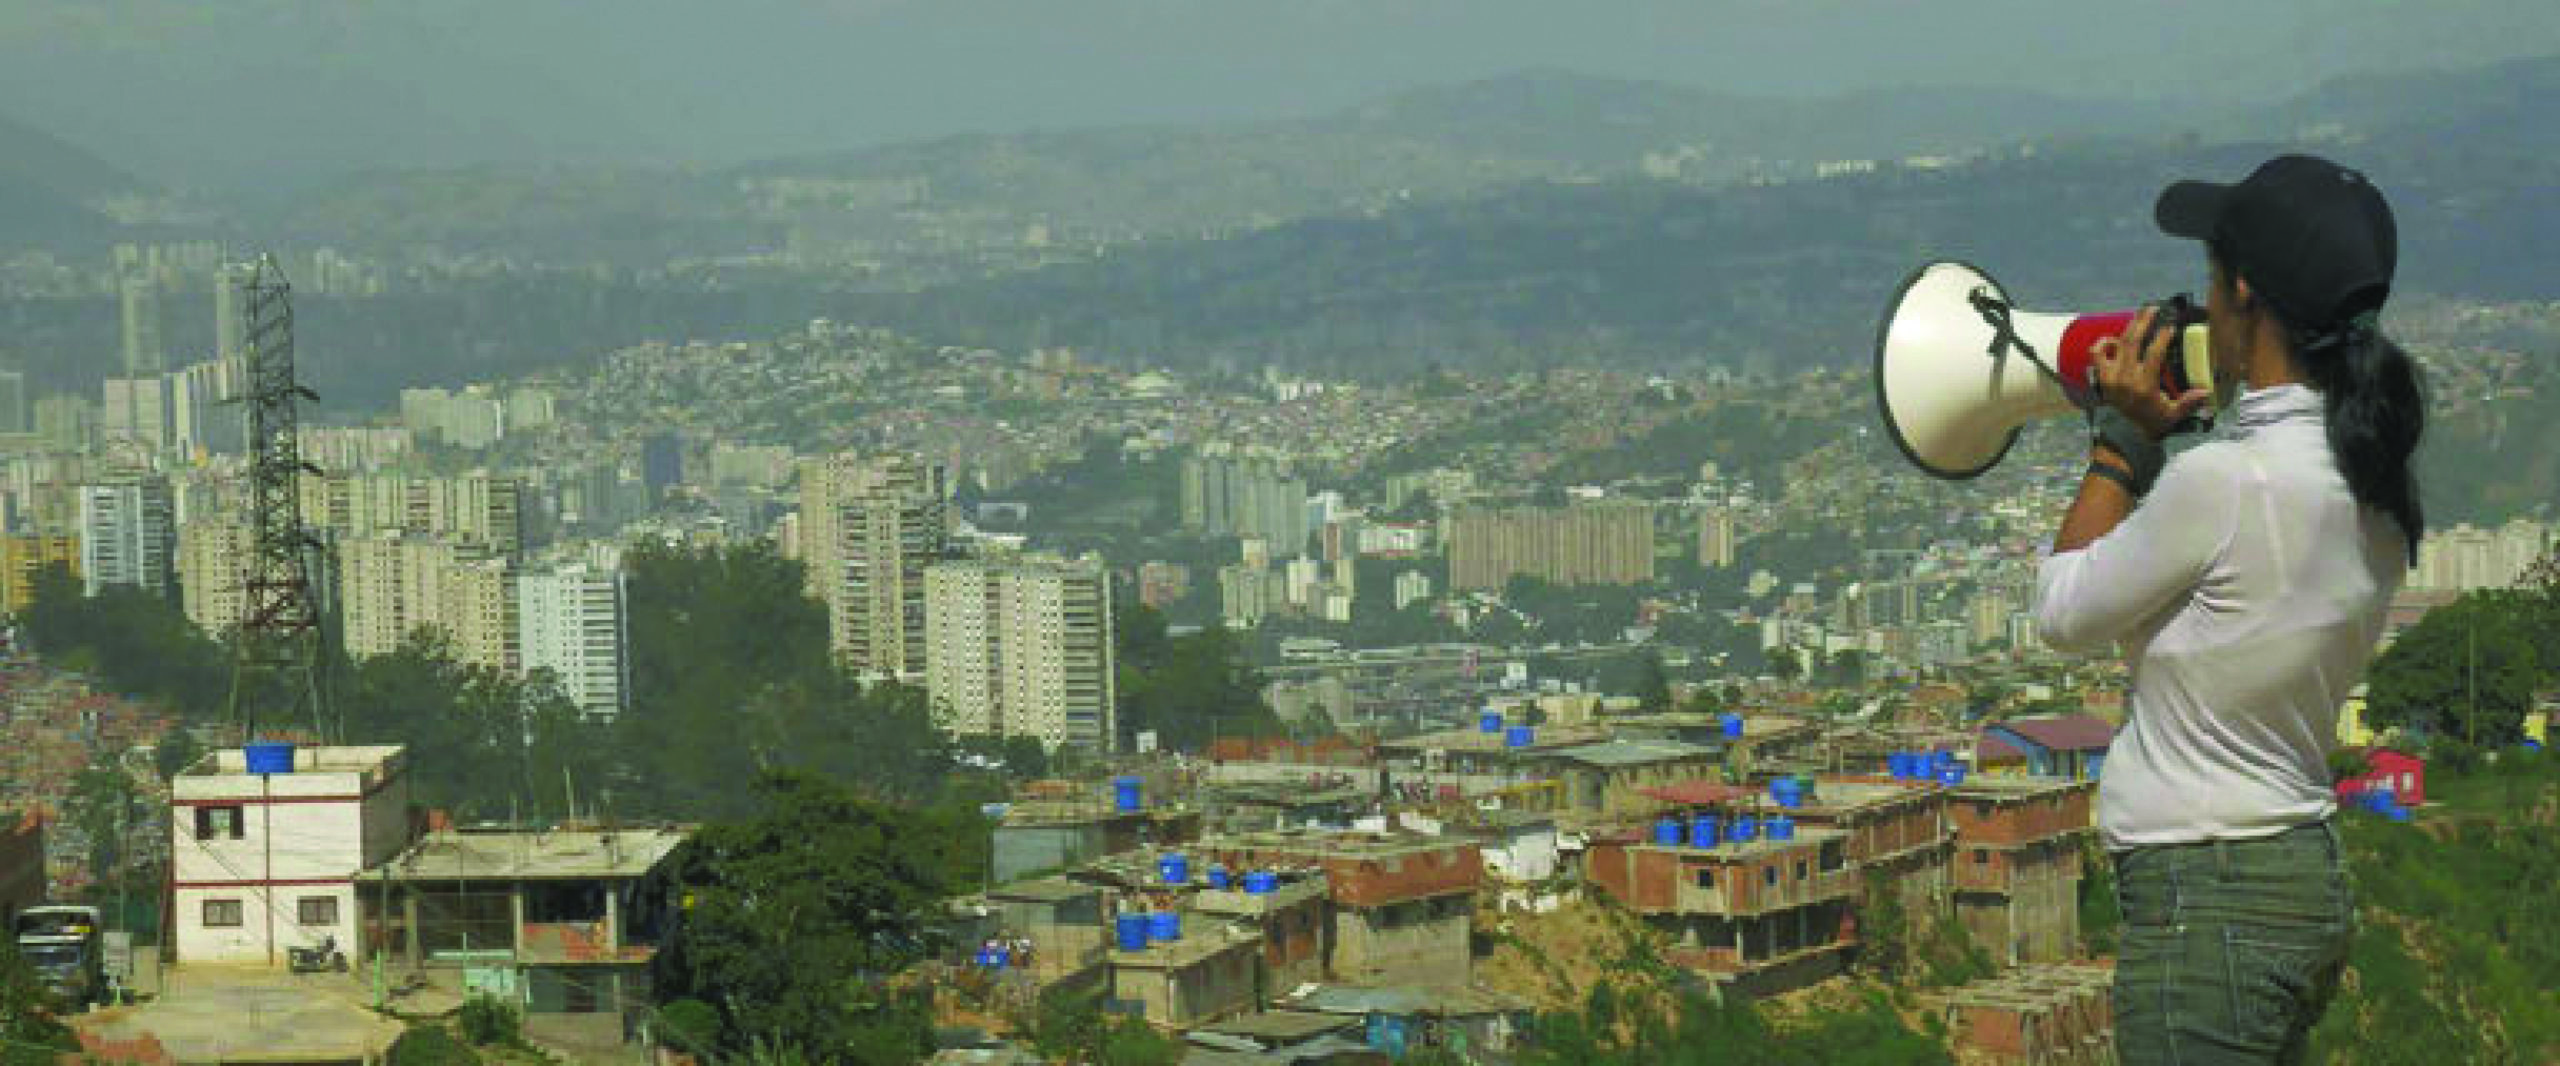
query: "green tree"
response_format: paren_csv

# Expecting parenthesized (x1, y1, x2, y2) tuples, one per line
(649, 771, 958, 1062)
(64, 748, 156, 929)
(2365, 592, 2546, 746)
(2078, 838, 2120, 957)
(1635, 651, 1672, 712)
(0, 939, 78, 1065)
(19, 563, 229, 718)
(1856, 869, 1911, 980)
(339, 632, 608, 821)
(1115, 601, 1282, 751)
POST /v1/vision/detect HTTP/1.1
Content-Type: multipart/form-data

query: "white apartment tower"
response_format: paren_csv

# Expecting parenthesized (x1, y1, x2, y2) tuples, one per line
(798, 453, 947, 679)
(924, 553, 1116, 752)
(517, 562, 631, 720)
(77, 476, 176, 599)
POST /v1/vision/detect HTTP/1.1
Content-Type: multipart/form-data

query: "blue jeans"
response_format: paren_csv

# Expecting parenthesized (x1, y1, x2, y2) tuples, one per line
(2110, 821, 2354, 1065)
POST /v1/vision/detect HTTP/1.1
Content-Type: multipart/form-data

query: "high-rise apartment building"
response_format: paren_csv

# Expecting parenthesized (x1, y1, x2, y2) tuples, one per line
(923, 553, 1115, 751)
(101, 376, 172, 451)
(0, 370, 27, 436)
(1181, 449, 1309, 554)
(336, 533, 513, 671)
(1696, 506, 1737, 569)
(214, 262, 252, 364)
(176, 518, 253, 634)
(0, 535, 78, 613)
(2411, 520, 2552, 592)
(76, 476, 176, 599)
(517, 562, 630, 720)
(118, 276, 164, 377)
(797, 453, 947, 679)
(299, 472, 525, 556)
(168, 359, 245, 457)
(1448, 499, 1655, 591)
(33, 395, 95, 453)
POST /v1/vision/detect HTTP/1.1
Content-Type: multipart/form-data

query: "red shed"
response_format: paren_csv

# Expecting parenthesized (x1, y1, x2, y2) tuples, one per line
(2334, 748, 2424, 807)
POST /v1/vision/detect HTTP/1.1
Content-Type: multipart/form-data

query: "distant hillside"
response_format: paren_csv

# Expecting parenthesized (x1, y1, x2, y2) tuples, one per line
(268, 70, 2172, 261)
(0, 108, 139, 244)
(842, 60, 2560, 378)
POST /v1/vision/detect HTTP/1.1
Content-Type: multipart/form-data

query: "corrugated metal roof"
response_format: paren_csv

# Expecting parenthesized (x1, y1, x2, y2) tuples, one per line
(1991, 715, 2118, 753)
(1637, 780, 1758, 807)
(1283, 983, 1530, 1017)
(1546, 739, 1716, 768)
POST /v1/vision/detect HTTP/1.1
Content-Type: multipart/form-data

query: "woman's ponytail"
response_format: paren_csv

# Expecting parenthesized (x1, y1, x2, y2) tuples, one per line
(2295, 316, 2426, 565)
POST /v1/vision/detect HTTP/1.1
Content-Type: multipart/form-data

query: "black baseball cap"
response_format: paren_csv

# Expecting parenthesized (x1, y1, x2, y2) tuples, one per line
(2154, 153, 2397, 328)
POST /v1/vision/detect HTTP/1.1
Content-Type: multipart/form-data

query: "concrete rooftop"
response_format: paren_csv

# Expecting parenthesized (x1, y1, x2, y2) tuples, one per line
(371, 827, 688, 881)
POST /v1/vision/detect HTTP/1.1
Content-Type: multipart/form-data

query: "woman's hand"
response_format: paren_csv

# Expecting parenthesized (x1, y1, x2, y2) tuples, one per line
(2091, 306, 2214, 441)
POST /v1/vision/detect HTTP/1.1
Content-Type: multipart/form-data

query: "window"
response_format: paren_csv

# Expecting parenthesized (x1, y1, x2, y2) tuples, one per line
(1695, 869, 1716, 889)
(1973, 849, 1990, 865)
(1794, 860, 1807, 882)
(298, 896, 339, 926)
(202, 899, 245, 928)
(1972, 801, 1993, 820)
(1763, 866, 1778, 887)
(194, 805, 245, 840)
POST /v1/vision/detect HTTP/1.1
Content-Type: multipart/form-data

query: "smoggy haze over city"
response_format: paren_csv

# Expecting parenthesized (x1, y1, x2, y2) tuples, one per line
(6, 0, 2560, 189)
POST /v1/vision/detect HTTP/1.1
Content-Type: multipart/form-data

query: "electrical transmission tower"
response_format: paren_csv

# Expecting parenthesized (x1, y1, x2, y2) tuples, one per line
(224, 254, 335, 742)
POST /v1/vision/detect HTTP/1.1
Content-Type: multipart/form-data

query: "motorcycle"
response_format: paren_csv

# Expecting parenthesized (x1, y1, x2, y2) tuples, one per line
(287, 935, 348, 974)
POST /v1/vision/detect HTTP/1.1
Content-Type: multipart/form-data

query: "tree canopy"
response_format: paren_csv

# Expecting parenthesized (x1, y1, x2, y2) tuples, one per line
(2365, 588, 2556, 747)
(647, 771, 966, 1063)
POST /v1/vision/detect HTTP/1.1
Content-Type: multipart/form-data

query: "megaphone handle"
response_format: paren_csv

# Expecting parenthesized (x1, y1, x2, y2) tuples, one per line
(1966, 288, 2069, 396)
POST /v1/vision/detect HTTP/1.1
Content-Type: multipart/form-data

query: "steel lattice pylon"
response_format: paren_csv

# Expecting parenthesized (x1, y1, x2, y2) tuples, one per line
(224, 254, 335, 742)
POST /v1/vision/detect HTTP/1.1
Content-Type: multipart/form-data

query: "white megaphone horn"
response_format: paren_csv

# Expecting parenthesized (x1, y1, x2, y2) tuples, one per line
(1874, 261, 2216, 480)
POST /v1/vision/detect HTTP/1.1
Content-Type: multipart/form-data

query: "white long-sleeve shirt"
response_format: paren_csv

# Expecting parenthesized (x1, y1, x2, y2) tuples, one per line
(2035, 384, 2405, 849)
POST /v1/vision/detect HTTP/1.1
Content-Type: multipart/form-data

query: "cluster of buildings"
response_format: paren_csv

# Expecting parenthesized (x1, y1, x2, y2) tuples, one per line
(788, 451, 1119, 751)
(942, 700, 2113, 1060)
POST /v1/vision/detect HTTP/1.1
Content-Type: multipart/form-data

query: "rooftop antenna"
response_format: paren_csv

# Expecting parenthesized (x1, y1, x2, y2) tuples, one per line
(222, 254, 336, 743)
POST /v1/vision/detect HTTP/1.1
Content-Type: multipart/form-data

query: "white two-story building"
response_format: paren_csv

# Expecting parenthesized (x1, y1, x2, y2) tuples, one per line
(171, 745, 412, 966)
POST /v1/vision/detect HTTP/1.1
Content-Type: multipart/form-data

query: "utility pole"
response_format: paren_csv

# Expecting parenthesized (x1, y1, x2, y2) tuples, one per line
(2467, 618, 2478, 748)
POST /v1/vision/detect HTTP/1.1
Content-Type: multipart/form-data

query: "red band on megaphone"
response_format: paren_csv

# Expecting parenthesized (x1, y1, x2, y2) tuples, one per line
(2056, 310, 2142, 404)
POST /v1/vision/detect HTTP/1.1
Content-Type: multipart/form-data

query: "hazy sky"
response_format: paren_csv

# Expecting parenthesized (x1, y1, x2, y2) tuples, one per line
(3, 0, 2554, 190)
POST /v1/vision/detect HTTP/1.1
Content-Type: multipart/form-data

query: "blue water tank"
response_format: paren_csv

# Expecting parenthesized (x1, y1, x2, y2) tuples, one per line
(1479, 710, 1504, 734)
(1721, 713, 1744, 739)
(1886, 752, 1909, 779)
(1113, 776, 1143, 812)
(1937, 766, 1968, 787)
(1934, 749, 1960, 770)
(1768, 816, 1796, 841)
(1244, 871, 1279, 895)
(1728, 816, 1758, 843)
(1207, 867, 1232, 890)
(990, 946, 1010, 969)
(1770, 777, 1801, 808)
(1159, 853, 1190, 886)
(1689, 816, 1720, 848)
(2384, 804, 2413, 823)
(244, 742, 295, 775)
(1504, 725, 1535, 749)
(1115, 913, 1150, 951)
(1652, 818, 1684, 846)
(1148, 912, 1181, 942)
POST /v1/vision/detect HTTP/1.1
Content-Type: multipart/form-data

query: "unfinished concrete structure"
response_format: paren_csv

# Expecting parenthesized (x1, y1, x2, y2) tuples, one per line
(993, 797, 1201, 883)
(1189, 874, 1332, 990)
(1946, 777, 2096, 965)
(1109, 926, 1265, 1028)
(1786, 778, 1952, 925)
(1194, 832, 1484, 987)
(363, 826, 687, 1040)
(981, 876, 1110, 983)
(1939, 963, 2117, 1064)
(1583, 826, 1858, 996)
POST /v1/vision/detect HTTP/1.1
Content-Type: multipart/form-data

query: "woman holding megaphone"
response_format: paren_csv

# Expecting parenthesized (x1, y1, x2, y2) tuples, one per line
(2034, 154, 2424, 1065)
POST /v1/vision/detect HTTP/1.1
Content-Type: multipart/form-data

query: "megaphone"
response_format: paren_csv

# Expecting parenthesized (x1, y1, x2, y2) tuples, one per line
(1874, 261, 2215, 479)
